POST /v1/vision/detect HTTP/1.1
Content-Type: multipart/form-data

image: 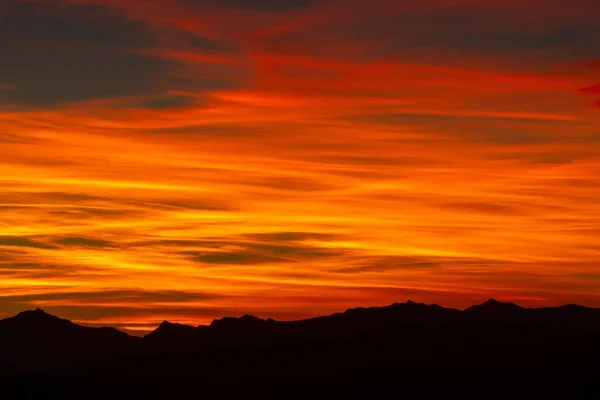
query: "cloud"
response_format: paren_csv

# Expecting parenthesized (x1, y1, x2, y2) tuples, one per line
(0, 236, 56, 250)
(0, 289, 221, 304)
(194, 251, 281, 265)
(255, 176, 331, 192)
(260, 1, 599, 64)
(146, 124, 272, 137)
(579, 84, 600, 108)
(245, 232, 338, 242)
(53, 237, 115, 249)
(0, 43, 165, 107)
(432, 202, 525, 216)
(48, 207, 135, 219)
(334, 256, 440, 274)
(138, 94, 199, 110)
(0, 133, 37, 144)
(132, 239, 225, 249)
(5, 191, 106, 203)
(0, 0, 236, 107)
(191, 233, 343, 265)
(187, 0, 317, 12)
(579, 85, 600, 94)
(351, 110, 583, 146)
(1, 1, 152, 47)
(354, 112, 578, 125)
(125, 198, 236, 212)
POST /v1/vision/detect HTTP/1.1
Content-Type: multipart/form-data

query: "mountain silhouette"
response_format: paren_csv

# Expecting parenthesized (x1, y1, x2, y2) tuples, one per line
(145, 320, 200, 341)
(465, 298, 524, 313)
(0, 308, 138, 375)
(1, 299, 600, 398)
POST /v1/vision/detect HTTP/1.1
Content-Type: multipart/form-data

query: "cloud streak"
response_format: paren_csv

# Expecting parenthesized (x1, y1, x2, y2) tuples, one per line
(0, 0, 599, 330)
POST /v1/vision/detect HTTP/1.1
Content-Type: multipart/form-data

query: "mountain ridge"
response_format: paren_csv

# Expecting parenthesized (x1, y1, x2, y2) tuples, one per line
(2, 298, 600, 397)
(3, 298, 599, 338)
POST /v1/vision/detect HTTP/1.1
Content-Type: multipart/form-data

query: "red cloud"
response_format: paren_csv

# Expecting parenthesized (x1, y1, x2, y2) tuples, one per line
(578, 85, 600, 108)
(579, 85, 600, 94)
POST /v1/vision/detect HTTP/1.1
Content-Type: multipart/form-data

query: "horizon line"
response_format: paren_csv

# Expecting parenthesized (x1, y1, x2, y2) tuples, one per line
(4, 298, 593, 337)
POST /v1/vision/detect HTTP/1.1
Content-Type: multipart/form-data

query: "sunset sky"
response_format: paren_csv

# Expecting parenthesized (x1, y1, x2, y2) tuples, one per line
(1, 0, 599, 334)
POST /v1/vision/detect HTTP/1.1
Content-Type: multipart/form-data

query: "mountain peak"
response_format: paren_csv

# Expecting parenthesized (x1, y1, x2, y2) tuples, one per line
(23, 308, 49, 315)
(155, 320, 196, 331)
(240, 314, 264, 322)
(210, 314, 267, 329)
(16, 308, 62, 321)
(466, 298, 524, 314)
(145, 320, 198, 342)
(560, 304, 586, 310)
(482, 298, 522, 307)
(484, 298, 499, 304)
(388, 300, 427, 309)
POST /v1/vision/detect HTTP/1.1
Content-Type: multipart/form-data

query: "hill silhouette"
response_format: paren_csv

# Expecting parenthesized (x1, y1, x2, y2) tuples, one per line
(0, 308, 138, 375)
(1, 299, 600, 398)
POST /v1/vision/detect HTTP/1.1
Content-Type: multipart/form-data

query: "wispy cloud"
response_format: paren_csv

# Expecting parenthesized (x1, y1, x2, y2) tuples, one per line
(0, 0, 599, 329)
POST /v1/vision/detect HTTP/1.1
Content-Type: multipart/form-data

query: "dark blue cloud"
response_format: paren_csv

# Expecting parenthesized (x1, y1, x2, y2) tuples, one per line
(187, 0, 317, 12)
(1, 2, 152, 47)
(138, 94, 199, 110)
(0, 42, 169, 107)
(0, 236, 57, 250)
(190, 232, 344, 265)
(0, 0, 234, 108)
(296, 3, 599, 62)
(53, 237, 115, 249)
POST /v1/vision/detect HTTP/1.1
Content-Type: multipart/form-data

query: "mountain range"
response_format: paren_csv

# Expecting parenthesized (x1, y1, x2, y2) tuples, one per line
(1, 299, 600, 398)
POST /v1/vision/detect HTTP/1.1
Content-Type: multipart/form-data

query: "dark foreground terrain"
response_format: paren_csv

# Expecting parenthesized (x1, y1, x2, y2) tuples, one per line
(1, 299, 600, 398)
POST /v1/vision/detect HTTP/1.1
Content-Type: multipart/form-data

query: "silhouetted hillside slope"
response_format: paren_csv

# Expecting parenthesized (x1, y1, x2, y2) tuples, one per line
(0, 308, 138, 374)
(1, 300, 600, 398)
(143, 320, 204, 350)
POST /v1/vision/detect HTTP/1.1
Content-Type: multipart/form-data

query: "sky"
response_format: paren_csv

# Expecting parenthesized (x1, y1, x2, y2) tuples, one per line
(1, 0, 599, 334)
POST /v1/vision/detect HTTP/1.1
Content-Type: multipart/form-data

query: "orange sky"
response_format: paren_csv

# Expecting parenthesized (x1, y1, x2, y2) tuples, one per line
(1, 0, 599, 334)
